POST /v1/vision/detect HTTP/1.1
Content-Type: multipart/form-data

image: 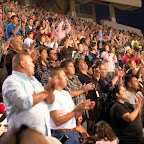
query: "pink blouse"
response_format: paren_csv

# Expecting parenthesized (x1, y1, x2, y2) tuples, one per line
(101, 51, 117, 72)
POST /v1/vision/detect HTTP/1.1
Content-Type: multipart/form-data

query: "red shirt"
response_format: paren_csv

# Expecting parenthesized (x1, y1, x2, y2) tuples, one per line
(122, 55, 140, 65)
(33, 31, 52, 39)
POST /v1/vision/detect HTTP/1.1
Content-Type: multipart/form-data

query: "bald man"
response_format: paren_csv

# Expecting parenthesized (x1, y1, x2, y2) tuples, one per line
(2, 52, 55, 136)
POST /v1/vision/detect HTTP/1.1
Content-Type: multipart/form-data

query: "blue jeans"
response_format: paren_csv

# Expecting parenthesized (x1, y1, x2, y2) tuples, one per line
(52, 131, 81, 144)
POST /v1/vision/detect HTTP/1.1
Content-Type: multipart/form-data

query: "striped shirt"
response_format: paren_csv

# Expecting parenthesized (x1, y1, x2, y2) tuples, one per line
(64, 75, 86, 106)
(34, 62, 50, 85)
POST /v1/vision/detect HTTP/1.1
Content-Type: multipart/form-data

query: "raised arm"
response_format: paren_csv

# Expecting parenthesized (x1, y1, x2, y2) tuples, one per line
(64, 21, 71, 34)
(98, 29, 103, 42)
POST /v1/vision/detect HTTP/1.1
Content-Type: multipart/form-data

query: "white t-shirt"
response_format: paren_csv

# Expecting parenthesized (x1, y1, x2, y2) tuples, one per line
(44, 42, 58, 50)
(125, 90, 143, 108)
(23, 37, 34, 49)
(49, 90, 76, 130)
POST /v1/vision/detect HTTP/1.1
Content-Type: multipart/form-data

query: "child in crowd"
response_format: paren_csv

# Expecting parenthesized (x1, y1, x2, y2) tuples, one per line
(23, 30, 34, 50)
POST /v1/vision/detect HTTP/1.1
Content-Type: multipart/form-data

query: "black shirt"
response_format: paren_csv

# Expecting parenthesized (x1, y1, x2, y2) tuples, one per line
(110, 102, 143, 144)
(77, 73, 104, 120)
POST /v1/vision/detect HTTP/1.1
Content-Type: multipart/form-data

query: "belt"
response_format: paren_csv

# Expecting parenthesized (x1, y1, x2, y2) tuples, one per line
(51, 128, 76, 133)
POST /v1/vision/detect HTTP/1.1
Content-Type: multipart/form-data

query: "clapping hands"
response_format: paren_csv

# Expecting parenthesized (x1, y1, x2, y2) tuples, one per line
(82, 82, 95, 93)
(76, 99, 95, 113)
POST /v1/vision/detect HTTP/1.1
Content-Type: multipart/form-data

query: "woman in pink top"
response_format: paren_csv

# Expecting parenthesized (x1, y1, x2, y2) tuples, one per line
(95, 121, 119, 144)
(101, 45, 117, 79)
(55, 20, 71, 42)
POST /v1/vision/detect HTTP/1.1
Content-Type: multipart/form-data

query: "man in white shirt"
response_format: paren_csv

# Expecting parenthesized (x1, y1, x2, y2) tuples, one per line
(48, 68, 95, 144)
(2, 52, 55, 136)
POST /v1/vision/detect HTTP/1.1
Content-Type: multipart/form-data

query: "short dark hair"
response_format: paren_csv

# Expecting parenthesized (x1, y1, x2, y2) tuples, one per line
(7, 10, 12, 14)
(50, 68, 63, 78)
(124, 74, 136, 89)
(12, 52, 29, 69)
(91, 42, 96, 47)
(77, 43, 83, 47)
(60, 59, 73, 68)
(35, 33, 45, 43)
(95, 60, 103, 67)
(27, 18, 33, 22)
(36, 25, 42, 31)
(26, 30, 33, 36)
(33, 19, 39, 25)
(47, 48, 54, 56)
(80, 38, 85, 44)
(11, 15, 18, 20)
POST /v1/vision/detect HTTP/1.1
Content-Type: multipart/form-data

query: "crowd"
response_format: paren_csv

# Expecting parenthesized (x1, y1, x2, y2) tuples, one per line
(0, 0, 144, 144)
